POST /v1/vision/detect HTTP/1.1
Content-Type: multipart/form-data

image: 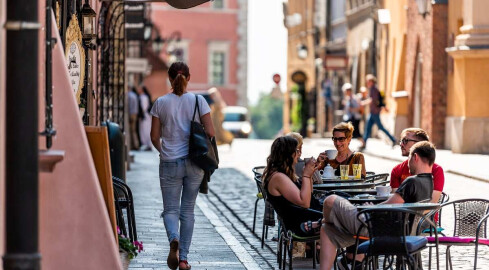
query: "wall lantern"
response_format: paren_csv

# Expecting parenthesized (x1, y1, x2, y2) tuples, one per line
(81, 2, 97, 44)
(415, 0, 431, 16)
(144, 22, 153, 41)
(297, 44, 308, 59)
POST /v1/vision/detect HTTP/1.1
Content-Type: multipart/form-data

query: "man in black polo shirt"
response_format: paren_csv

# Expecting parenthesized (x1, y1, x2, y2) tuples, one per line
(319, 141, 435, 270)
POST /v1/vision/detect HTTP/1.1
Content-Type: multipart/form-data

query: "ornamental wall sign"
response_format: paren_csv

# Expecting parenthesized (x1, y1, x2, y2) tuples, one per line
(65, 14, 85, 105)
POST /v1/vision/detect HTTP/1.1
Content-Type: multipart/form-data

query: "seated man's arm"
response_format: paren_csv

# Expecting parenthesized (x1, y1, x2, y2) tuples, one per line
(381, 193, 405, 204)
(431, 190, 441, 204)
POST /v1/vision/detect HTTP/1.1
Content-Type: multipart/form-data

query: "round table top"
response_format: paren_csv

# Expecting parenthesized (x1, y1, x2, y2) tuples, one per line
(357, 202, 441, 211)
(313, 182, 375, 190)
(321, 177, 365, 184)
(335, 189, 377, 195)
(348, 195, 389, 204)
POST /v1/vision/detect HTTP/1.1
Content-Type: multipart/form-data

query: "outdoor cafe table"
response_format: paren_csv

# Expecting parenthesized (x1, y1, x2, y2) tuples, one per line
(335, 189, 377, 195)
(357, 202, 442, 270)
(348, 195, 389, 205)
(313, 182, 375, 191)
(321, 177, 365, 184)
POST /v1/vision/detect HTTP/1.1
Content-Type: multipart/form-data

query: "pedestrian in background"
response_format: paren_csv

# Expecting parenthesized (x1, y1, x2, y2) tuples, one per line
(208, 87, 234, 145)
(360, 74, 396, 149)
(128, 87, 140, 150)
(341, 83, 364, 146)
(138, 84, 153, 151)
(357, 86, 369, 136)
(150, 62, 215, 270)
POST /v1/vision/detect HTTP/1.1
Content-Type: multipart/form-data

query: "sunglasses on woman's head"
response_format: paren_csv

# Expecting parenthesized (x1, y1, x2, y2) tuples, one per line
(332, 137, 347, 142)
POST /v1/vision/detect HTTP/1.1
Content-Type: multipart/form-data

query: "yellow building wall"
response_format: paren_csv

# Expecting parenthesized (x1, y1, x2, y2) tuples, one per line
(447, 0, 464, 117)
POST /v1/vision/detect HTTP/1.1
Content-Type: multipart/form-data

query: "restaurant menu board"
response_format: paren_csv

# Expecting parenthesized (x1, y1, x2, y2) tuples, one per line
(65, 14, 85, 105)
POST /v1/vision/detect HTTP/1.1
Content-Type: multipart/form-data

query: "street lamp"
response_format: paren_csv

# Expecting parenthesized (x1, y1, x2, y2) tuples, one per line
(81, 1, 97, 46)
(152, 31, 181, 55)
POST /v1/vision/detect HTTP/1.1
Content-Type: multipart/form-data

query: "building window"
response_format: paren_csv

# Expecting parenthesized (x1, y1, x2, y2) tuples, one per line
(211, 52, 225, 85)
(211, 0, 224, 9)
(208, 41, 229, 86)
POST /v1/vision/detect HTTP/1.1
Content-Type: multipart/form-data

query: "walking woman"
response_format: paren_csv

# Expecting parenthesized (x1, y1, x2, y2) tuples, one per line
(150, 62, 215, 270)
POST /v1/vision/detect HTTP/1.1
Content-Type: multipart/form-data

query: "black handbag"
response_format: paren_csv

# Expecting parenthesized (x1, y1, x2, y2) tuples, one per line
(189, 95, 219, 171)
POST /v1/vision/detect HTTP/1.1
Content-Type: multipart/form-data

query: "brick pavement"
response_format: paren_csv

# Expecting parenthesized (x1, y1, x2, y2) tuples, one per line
(126, 151, 250, 270)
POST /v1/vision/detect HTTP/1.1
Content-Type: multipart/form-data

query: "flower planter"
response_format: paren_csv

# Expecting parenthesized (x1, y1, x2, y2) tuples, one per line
(119, 251, 131, 270)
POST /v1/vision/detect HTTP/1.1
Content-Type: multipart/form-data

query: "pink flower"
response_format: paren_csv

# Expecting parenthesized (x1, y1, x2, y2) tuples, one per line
(133, 241, 144, 252)
(117, 226, 121, 235)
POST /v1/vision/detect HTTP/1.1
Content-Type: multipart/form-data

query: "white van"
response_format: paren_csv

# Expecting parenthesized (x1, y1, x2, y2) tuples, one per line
(222, 106, 252, 138)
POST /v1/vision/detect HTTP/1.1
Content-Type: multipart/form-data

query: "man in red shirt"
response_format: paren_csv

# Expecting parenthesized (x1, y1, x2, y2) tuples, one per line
(391, 128, 444, 203)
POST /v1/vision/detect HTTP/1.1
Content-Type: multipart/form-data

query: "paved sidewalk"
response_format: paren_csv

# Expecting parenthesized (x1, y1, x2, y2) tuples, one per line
(126, 151, 253, 270)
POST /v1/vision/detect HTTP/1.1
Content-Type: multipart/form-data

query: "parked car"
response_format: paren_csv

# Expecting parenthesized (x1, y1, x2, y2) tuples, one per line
(222, 106, 252, 138)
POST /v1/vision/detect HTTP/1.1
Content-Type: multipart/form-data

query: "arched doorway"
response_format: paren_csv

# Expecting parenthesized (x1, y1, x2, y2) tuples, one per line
(97, 2, 126, 129)
(291, 71, 308, 136)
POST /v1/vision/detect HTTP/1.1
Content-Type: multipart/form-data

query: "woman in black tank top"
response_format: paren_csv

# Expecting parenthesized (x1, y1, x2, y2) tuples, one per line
(262, 136, 322, 236)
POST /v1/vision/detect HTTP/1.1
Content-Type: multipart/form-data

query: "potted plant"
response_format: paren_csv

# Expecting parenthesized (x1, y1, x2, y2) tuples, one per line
(118, 227, 143, 269)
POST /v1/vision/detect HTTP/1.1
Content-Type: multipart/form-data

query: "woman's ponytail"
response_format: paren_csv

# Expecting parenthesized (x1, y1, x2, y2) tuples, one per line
(168, 62, 190, 96)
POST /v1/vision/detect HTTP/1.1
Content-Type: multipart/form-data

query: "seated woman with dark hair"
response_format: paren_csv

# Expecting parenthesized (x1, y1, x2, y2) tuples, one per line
(262, 136, 323, 236)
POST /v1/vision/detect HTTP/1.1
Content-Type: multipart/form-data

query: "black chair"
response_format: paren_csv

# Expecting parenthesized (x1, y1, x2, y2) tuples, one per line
(352, 208, 439, 270)
(113, 176, 138, 242)
(276, 204, 322, 270)
(252, 166, 266, 233)
(423, 199, 489, 270)
(365, 173, 390, 186)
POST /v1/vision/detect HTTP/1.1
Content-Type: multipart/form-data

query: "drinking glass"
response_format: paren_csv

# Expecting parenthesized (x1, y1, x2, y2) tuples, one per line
(352, 164, 362, 179)
(340, 165, 349, 180)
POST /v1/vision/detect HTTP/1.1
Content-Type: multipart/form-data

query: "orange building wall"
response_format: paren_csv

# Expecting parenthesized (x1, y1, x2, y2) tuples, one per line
(447, 0, 464, 117)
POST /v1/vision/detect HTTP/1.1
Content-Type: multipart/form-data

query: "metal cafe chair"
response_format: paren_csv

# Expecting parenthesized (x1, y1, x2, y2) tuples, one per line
(113, 176, 138, 242)
(276, 204, 322, 270)
(423, 199, 489, 270)
(365, 173, 390, 186)
(352, 208, 439, 270)
(252, 166, 266, 233)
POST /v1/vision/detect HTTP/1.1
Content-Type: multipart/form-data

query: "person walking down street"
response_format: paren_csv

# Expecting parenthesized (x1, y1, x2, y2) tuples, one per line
(138, 85, 153, 151)
(128, 87, 140, 150)
(341, 83, 364, 146)
(208, 87, 234, 145)
(360, 74, 396, 149)
(150, 62, 215, 270)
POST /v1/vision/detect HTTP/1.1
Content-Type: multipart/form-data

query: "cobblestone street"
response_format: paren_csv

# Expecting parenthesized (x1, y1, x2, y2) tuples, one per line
(126, 138, 489, 269)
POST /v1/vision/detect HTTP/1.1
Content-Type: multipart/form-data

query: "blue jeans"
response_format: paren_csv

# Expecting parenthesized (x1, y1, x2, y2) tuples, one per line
(363, 113, 396, 144)
(159, 157, 204, 261)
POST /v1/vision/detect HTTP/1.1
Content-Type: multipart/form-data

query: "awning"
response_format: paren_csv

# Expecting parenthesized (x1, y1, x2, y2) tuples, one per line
(100, 0, 209, 9)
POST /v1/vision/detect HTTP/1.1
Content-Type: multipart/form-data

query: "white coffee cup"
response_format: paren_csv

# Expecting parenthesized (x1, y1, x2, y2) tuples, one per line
(376, 186, 392, 197)
(325, 149, 338, 160)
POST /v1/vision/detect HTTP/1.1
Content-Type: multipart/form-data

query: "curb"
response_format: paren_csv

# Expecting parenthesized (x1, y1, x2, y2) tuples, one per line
(364, 150, 489, 184)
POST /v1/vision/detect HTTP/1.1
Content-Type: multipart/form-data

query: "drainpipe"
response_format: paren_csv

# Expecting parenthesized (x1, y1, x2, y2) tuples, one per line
(3, 0, 41, 269)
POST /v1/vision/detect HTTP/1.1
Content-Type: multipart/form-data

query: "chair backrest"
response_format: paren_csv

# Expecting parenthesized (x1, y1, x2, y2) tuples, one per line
(441, 199, 489, 238)
(358, 208, 428, 256)
(365, 173, 389, 183)
(252, 166, 265, 178)
(439, 191, 449, 204)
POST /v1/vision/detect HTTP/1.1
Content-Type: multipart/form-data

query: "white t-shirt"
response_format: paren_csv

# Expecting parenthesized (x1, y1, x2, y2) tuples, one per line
(150, 92, 211, 160)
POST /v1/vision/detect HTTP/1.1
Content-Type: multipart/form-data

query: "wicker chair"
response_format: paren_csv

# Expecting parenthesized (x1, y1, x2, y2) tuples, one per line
(423, 199, 489, 270)
(352, 208, 438, 270)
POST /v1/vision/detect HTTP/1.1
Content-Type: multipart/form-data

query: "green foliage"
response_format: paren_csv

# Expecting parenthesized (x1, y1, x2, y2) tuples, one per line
(250, 94, 283, 139)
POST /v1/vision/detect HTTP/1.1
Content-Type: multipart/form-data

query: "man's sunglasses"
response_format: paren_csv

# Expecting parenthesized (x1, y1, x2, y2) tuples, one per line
(400, 138, 420, 145)
(332, 137, 347, 142)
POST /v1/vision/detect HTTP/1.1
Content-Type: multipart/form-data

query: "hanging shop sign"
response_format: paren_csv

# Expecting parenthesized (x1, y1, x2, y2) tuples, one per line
(65, 14, 86, 105)
(125, 3, 145, 40)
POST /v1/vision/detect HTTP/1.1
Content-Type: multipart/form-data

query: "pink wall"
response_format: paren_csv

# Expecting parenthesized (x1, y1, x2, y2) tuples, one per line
(36, 13, 121, 270)
(151, 1, 239, 105)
